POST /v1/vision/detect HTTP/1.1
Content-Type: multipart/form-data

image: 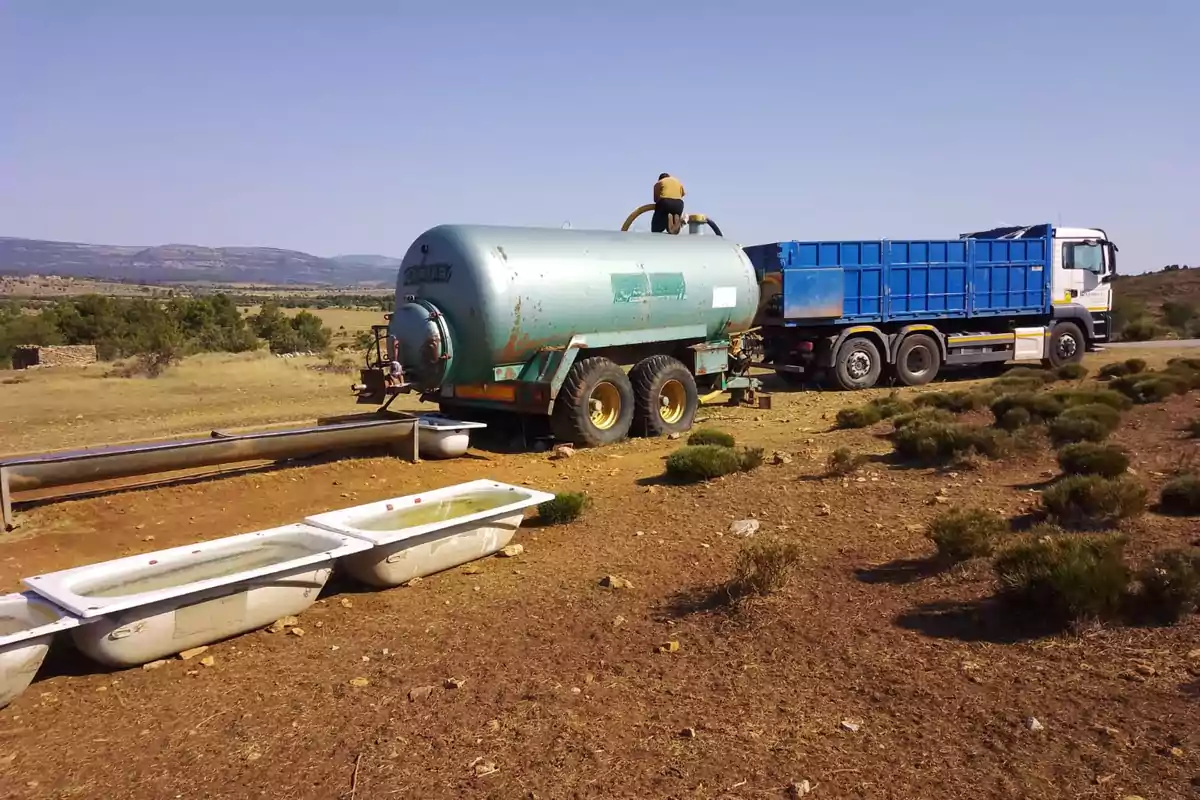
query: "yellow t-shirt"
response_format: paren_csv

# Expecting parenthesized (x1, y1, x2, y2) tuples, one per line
(653, 176, 685, 201)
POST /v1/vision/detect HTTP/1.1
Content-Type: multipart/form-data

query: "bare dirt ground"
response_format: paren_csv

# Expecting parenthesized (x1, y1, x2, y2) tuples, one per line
(2, 347, 1199, 800)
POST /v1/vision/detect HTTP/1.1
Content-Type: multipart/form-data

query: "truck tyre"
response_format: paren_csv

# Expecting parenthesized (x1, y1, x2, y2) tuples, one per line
(630, 355, 698, 437)
(832, 336, 883, 391)
(894, 334, 942, 387)
(1045, 322, 1085, 368)
(550, 356, 635, 447)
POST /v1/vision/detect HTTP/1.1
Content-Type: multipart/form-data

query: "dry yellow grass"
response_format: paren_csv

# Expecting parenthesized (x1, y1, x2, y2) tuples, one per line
(0, 351, 421, 455)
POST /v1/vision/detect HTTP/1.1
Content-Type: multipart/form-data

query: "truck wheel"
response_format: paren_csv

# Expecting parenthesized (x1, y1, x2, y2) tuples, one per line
(894, 334, 942, 387)
(550, 357, 635, 447)
(832, 336, 882, 390)
(630, 355, 698, 437)
(1045, 322, 1085, 368)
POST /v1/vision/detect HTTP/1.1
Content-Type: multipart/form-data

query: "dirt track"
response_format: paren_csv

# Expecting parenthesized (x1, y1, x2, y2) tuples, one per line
(2, 363, 1199, 799)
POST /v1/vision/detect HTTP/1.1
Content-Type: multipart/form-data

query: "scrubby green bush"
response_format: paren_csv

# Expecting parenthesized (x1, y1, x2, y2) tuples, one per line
(868, 392, 915, 419)
(993, 535, 1130, 623)
(926, 508, 1008, 562)
(1057, 442, 1130, 478)
(728, 537, 805, 598)
(687, 428, 735, 447)
(999, 366, 1058, 385)
(1120, 319, 1162, 342)
(1055, 363, 1090, 381)
(1098, 361, 1131, 380)
(892, 408, 956, 430)
(1167, 356, 1200, 372)
(990, 392, 1064, 425)
(536, 491, 590, 524)
(914, 390, 988, 413)
(1159, 474, 1200, 516)
(996, 406, 1033, 431)
(1110, 374, 1183, 404)
(1047, 403, 1122, 445)
(1123, 358, 1148, 374)
(892, 420, 1007, 464)
(665, 444, 760, 482)
(1040, 474, 1147, 528)
(836, 405, 884, 429)
(1132, 549, 1200, 623)
(826, 447, 864, 477)
(1051, 387, 1133, 411)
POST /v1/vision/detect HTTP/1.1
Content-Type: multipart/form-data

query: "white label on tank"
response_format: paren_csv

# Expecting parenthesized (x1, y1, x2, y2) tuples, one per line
(712, 286, 737, 309)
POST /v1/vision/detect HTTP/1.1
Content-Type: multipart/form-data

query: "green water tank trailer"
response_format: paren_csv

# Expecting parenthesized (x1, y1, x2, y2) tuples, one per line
(385, 223, 762, 445)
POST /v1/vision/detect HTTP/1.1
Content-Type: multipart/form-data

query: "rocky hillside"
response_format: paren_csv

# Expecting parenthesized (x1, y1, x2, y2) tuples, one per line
(1112, 266, 1200, 339)
(0, 237, 398, 287)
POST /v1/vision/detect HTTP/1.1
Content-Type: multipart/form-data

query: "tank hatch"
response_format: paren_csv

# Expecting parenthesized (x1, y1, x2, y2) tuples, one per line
(390, 299, 454, 391)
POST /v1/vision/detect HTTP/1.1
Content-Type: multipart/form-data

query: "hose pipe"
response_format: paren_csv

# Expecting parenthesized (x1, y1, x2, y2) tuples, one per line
(619, 206, 723, 236)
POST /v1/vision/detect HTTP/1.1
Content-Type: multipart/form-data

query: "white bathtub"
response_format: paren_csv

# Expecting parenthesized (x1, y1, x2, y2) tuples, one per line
(304, 479, 556, 587)
(417, 414, 488, 459)
(0, 592, 85, 708)
(22, 524, 372, 667)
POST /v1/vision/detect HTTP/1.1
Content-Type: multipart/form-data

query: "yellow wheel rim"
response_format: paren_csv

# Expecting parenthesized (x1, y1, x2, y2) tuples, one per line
(658, 379, 687, 424)
(588, 382, 622, 430)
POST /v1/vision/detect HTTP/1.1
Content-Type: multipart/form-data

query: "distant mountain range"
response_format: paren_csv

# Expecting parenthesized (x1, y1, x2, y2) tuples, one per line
(0, 236, 402, 287)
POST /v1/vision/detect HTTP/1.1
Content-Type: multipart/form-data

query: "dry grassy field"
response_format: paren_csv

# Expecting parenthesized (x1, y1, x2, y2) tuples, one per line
(1, 345, 1199, 800)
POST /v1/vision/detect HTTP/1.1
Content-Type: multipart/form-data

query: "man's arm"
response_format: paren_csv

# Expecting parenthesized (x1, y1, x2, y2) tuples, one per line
(680, 183, 686, 198)
(652, 181, 662, 202)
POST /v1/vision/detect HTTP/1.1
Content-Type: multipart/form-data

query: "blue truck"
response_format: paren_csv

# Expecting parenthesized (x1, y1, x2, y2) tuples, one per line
(743, 223, 1118, 390)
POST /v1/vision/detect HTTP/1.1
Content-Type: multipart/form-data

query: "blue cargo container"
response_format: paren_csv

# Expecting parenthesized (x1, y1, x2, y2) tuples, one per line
(744, 224, 1115, 391)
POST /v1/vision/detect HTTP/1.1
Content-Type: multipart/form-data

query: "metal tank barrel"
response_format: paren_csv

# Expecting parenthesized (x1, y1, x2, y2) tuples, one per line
(389, 224, 761, 390)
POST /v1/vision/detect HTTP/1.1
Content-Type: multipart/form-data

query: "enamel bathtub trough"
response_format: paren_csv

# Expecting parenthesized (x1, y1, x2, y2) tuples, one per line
(0, 592, 86, 708)
(416, 414, 488, 460)
(305, 479, 556, 588)
(21, 524, 371, 667)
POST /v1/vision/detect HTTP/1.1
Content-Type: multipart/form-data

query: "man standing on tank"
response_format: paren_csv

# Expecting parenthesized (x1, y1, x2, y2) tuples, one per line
(651, 173, 685, 234)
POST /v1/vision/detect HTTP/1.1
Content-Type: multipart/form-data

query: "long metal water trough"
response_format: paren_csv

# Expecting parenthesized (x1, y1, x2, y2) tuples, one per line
(0, 415, 419, 531)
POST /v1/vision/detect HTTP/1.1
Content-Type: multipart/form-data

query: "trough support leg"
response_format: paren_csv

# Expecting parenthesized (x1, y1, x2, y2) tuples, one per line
(1, 467, 13, 532)
(409, 421, 420, 463)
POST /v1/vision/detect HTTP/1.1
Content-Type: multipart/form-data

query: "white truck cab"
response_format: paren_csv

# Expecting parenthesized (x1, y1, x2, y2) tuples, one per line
(1051, 226, 1117, 343)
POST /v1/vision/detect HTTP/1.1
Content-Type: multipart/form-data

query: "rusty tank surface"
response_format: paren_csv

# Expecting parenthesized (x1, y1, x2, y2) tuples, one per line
(387, 224, 761, 392)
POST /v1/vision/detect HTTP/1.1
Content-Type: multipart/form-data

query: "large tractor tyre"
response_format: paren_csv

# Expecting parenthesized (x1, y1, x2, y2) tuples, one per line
(831, 336, 883, 391)
(1043, 322, 1085, 368)
(550, 356, 635, 447)
(630, 355, 699, 437)
(893, 334, 942, 387)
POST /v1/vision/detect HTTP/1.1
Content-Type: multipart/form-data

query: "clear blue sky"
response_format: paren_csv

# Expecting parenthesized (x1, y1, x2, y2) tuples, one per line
(2, 1, 1196, 272)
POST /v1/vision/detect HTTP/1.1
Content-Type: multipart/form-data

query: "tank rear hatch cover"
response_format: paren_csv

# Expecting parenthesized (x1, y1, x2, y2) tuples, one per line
(392, 298, 454, 391)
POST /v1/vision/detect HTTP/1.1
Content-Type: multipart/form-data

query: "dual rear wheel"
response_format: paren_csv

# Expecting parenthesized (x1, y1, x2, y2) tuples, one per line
(550, 355, 698, 447)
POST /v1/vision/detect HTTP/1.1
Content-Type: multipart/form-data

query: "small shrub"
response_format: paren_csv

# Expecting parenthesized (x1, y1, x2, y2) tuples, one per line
(1052, 387, 1133, 412)
(892, 421, 1007, 464)
(1164, 361, 1200, 390)
(914, 390, 988, 413)
(993, 535, 1130, 623)
(1159, 474, 1200, 516)
(990, 392, 1064, 425)
(536, 491, 589, 524)
(826, 447, 864, 477)
(1133, 549, 1200, 623)
(665, 444, 743, 481)
(926, 508, 1008, 562)
(1120, 319, 1162, 342)
(687, 428, 735, 447)
(997, 406, 1033, 431)
(1185, 418, 1200, 439)
(1057, 442, 1130, 478)
(1047, 404, 1121, 445)
(892, 408, 956, 429)
(739, 447, 766, 472)
(1167, 356, 1200, 372)
(728, 537, 804, 598)
(1098, 361, 1131, 380)
(836, 405, 883, 429)
(1110, 374, 1180, 404)
(1132, 549, 1200, 623)
(1000, 366, 1058, 385)
(1055, 363, 1089, 381)
(1123, 358, 1147, 374)
(1041, 474, 1147, 528)
(868, 392, 914, 419)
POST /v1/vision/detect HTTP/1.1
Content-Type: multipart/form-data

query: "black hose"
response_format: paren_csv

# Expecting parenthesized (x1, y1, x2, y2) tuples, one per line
(704, 218, 724, 237)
